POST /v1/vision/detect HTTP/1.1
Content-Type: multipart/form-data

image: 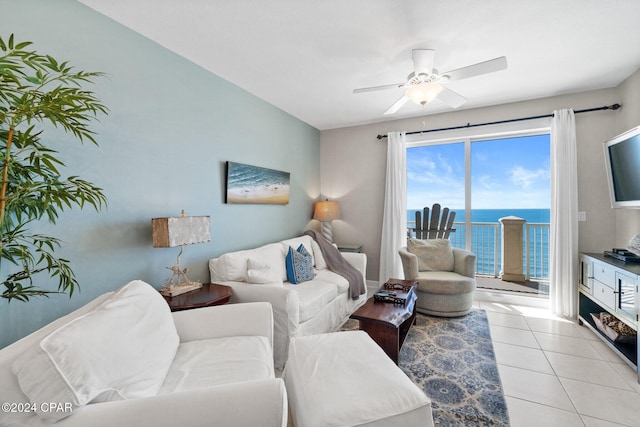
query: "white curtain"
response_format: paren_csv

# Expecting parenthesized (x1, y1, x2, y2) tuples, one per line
(549, 109, 578, 318)
(379, 132, 407, 284)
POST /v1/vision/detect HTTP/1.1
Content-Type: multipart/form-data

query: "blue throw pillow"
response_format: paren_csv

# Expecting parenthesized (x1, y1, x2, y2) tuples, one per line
(285, 244, 315, 284)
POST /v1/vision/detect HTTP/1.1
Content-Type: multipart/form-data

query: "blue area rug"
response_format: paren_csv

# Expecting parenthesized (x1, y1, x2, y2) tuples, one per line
(399, 309, 510, 426)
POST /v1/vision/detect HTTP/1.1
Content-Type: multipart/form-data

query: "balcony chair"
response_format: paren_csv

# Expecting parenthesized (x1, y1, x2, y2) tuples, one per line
(412, 203, 456, 239)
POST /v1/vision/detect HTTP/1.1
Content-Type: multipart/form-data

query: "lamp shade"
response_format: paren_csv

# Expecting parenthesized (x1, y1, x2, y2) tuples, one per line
(152, 215, 210, 248)
(405, 82, 443, 106)
(313, 201, 340, 221)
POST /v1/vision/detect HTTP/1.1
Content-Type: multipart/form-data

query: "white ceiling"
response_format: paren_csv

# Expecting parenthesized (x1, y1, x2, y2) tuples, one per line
(78, 0, 640, 130)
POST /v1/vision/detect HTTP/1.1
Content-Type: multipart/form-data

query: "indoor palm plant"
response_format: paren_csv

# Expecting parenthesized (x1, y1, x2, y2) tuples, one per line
(0, 34, 108, 301)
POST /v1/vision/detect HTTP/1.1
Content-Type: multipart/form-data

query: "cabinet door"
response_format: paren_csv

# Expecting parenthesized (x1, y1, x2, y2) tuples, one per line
(617, 272, 637, 323)
(579, 256, 593, 294)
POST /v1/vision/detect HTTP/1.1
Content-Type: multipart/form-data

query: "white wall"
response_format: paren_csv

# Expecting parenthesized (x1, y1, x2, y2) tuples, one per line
(321, 84, 634, 281)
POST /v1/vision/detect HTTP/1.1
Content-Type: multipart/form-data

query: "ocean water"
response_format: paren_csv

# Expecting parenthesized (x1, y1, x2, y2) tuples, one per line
(227, 161, 290, 189)
(408, 208, 550, 224)
(408, 208, 550, 278)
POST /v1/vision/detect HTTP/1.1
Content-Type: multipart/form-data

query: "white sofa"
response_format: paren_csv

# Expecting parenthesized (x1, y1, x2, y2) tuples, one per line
(0, 280, 287, 427)
(209, 234, 368, 369)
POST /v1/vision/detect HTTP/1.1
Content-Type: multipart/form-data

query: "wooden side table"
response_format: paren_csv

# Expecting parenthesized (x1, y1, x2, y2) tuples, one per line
(338, 244, 363, 253)
(163, 283, 232, 312)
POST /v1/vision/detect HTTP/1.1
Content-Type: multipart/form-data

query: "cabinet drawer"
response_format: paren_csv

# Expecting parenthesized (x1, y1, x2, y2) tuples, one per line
(593, 280, 616, 309)
(593, 263, 615, 288)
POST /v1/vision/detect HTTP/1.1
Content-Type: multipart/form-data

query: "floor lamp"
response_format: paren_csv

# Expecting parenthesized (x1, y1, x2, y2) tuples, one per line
(313, 200, 340, 243)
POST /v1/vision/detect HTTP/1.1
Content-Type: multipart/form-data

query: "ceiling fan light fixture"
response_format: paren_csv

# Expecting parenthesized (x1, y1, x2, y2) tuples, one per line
(405, 82, 442, 106)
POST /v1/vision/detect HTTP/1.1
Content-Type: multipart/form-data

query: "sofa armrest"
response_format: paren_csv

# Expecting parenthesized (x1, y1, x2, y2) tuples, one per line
(398, 247, 419, 280)
(218, 282, 300, 370)
(172, 302, 273, 346)
(340, 252, 367, 281)
(59, 379, 287, 427)
(452, 247, 477, 278)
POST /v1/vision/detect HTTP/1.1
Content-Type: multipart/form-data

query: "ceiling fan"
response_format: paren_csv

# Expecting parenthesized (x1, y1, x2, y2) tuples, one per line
(353, 49, 507, 115)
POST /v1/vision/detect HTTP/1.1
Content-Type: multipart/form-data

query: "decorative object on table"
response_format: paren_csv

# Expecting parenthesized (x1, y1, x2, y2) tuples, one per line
(313, 199, 341, 242)
(628, 234, 640, 257)
(590, 312, 637, 344)
(152, 210, 210, 296)
(374, 281, 414, 305)
(225, 161, 290, 204)
(0, 35, 108, 302)
(342, 309, 510, 426)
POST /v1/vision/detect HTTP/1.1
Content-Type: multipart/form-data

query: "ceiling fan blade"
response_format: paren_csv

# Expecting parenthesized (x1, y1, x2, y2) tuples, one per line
(412, 49, 435, 76)
(443, 56, 507, 81)
(383, 95, 409, 115)
(436, 87, 467, 108)
(353, 83, 405, 94)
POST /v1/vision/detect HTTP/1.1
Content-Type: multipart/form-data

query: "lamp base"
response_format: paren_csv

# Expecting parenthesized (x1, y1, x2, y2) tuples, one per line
(160, 281, 203, 297)
(320, 221, 333, 243)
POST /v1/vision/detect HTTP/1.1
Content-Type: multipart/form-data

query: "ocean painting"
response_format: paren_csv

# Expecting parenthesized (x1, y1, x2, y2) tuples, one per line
(226, 161, 290, 204)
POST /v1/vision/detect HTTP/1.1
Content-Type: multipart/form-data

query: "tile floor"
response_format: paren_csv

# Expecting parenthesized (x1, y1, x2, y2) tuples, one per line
(476, 297, 640, 427)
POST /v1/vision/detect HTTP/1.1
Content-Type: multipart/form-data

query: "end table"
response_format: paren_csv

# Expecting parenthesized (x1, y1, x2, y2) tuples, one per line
(163, 283, 232, 312)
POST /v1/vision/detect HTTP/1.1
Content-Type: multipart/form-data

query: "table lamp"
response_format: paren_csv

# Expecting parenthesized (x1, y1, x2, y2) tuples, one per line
(152, 210, 210, 296)
(313, 200, 340, 242)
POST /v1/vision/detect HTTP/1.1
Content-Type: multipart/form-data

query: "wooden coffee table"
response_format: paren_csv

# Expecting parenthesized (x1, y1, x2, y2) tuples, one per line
(349, 279, 417, 364)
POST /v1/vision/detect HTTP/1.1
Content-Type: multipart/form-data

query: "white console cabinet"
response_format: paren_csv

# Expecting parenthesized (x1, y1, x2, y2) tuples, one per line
(578, 253, 638, 381)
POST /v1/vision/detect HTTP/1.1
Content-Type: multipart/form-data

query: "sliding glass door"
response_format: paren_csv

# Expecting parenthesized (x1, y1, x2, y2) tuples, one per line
(407, 131, 550, 295)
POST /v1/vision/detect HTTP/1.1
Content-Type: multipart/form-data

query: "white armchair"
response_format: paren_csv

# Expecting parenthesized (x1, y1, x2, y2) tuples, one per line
(399, 239, 476, 317)
(0, 281, 287, 427)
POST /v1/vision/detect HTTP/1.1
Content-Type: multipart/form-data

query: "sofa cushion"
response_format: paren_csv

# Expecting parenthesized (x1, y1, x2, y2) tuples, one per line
(408, 238, 455, 272)
(159, 336, 273, 394)
(314, 269, 349, 294)
(247, 258, 283, 285)
(215, 243, 285, 282)
(310, 239, 327, 270)
(415, 271, 476, 294)
(12, 280, 179, 421)
(287, 281, 338, 323)
(286, 244, 316, 284)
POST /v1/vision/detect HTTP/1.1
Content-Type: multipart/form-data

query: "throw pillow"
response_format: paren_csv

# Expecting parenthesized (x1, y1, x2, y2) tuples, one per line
(12, 280, 179, 421)
(311, 239, 327, 270)
(247, 258, 283, 286)
(407, 238, 455, 272)
(285, 244, 316, 284)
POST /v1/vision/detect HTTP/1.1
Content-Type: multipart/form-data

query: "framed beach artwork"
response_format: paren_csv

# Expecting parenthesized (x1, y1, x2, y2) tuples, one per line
(225, 161, 290, 204)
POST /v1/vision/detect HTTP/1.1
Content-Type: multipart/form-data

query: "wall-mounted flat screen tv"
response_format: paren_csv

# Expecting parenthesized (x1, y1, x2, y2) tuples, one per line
(604, 124, 640, 208)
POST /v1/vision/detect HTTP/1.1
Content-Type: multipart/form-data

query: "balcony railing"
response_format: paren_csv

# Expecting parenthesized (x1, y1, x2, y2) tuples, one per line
(408, 221, 550, 281)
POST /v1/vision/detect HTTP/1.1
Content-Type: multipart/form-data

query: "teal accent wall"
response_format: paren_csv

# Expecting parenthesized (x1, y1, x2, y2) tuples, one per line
(0, 0, 320, 347)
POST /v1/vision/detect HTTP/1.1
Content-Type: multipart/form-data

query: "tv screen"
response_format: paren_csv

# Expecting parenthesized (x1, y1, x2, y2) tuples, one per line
(604, 125, 640, 208)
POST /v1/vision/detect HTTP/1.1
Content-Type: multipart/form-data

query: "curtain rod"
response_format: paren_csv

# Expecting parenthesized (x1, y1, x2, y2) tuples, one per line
(375, 103, 621, 140)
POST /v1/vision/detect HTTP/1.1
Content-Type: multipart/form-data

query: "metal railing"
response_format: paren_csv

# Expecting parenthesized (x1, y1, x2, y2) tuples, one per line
(408, 221, 550, 281)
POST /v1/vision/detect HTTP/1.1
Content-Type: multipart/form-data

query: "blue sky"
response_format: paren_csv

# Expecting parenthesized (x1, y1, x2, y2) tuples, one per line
(407, 134, 550, 210)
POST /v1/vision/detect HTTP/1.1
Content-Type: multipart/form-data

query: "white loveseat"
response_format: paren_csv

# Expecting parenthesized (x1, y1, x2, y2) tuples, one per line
(209, 234, 368, 369)
(0, 280, 287, 427)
